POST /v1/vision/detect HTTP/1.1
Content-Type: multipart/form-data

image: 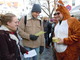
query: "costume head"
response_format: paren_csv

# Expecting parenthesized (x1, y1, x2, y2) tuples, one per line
(56, 0, 71, 20)
(31, 4, 41, 13)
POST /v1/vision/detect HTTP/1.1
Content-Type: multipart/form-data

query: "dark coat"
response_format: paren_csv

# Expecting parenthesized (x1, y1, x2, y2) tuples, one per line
(0, 30, 27, 60)
(43, 21, 49, 39)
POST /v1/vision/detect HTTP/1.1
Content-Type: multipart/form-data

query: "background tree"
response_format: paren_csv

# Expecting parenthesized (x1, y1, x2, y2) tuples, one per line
(30, 0, 58, 19)
(39, 0, 57, 19)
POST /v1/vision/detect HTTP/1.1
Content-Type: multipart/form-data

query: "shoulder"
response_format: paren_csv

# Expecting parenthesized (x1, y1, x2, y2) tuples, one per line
(0, 30, 7, 41)
(0, 30, 5, 35)
(0, 30, 9, 36)
(68, 17, 79, 24)
(67, 17, 80, 28)
(68, 17, 78, 22)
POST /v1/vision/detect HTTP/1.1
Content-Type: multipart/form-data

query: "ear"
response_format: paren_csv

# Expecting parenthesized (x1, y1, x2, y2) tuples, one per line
(57, 0, 64, 6)
(58, 0, 64, 4)
(7, 22, 11, 26)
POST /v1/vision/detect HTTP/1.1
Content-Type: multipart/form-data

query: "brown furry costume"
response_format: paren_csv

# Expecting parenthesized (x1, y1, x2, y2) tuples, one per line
(54, 0, 80, 60)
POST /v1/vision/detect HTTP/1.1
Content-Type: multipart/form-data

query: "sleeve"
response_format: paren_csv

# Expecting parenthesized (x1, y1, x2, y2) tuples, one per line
(40, 21, 45, 46)
(0, 34, 14, 60)
(64, 18, 80, 45)
(18, 17, 30, 40)
(19, 45, 28, 54)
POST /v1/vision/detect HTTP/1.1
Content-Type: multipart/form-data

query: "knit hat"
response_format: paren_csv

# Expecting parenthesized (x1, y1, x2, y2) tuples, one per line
(56, 0, 71, 20)
(31, 4, 41, 13)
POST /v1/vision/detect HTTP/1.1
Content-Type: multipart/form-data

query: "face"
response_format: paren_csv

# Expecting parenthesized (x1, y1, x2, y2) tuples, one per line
(32, 12, 40, 18)
(54, 11, 63, 21)
(53, 17, 58, 23)
(7, 16, 19, 31)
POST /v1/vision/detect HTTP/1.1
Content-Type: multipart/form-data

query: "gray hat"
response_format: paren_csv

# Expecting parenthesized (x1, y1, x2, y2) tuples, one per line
(31, 4, 41, 13)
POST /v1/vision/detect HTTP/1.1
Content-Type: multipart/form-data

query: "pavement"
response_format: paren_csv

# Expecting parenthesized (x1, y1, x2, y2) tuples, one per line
(40, 47, 54, 60)
(21, 46, 56, 60)
(20, 40, 56, 60)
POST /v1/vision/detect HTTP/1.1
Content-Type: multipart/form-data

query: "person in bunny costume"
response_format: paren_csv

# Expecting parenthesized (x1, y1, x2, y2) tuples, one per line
(53, 0, 80, 60)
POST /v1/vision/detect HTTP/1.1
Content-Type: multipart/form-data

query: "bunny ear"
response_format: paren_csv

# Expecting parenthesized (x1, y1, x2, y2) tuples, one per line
(58, 0, 64, 5)
(56, 0, 64, 6)
(56, 0, 71, 20)
(56, 2, 64, 6)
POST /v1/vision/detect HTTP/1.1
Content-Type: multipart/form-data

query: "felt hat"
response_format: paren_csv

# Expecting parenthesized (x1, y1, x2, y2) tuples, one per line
(31, 4, 41, 13)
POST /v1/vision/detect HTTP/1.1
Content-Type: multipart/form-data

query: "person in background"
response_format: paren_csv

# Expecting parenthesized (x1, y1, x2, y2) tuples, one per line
(18, 4, 44, 60)
(50, 17, 58, 60)
(0, 13, 28, 60)
(42, 17, 50, 48)
(46, 19, 53, 48)
(53, 0, 80, 60)
(47, 18, 58, 48)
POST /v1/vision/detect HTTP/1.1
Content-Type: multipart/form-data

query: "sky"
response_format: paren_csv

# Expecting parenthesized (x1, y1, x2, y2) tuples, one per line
(0, 0, 80, 17)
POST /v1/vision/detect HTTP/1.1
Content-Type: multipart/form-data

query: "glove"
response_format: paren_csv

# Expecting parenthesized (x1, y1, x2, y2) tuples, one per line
(26, 51, 28, 54)
(39, 46, 44, 54)
(30, 35, 39, 41)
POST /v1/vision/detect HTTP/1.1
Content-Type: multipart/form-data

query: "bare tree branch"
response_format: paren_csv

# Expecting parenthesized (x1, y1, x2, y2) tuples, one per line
(41, 5, 48, 10)
(41, 8, 49, 17)
(47, 0, 50, 15)
(31, 0, 56, 18)
(50, 0, 57, 18)
(38, 0, 40, 4)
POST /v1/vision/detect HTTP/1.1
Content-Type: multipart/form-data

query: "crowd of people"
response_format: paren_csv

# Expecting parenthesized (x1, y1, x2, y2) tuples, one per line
(0, 0, 80, 60)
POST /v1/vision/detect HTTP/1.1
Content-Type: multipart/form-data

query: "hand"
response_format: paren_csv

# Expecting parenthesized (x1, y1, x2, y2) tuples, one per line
(39, 46, 44, 54)
(30, 34, 39, 41)
(57, 38, 64, 44)
(26, 51, 28, 54)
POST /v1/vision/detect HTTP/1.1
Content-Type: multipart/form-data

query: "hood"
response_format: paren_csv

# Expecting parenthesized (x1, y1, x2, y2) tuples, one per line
(56, 0, 71, 20)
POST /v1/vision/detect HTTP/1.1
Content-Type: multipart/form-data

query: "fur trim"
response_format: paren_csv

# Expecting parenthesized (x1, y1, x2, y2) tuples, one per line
(0, 25, 10, 31)
(9, 34, 19, 44)
(0, 25, 19, 44)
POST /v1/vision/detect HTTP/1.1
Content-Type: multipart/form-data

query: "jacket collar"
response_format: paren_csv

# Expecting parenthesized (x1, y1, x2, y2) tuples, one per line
(27, 12, 41, 20)
(0, 25, 19, 44)
(0, 25, 10, 31)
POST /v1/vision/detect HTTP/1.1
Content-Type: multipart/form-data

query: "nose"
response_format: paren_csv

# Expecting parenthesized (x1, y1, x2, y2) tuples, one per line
(17, 22, 19, 26)
(37, 13, 40, 16)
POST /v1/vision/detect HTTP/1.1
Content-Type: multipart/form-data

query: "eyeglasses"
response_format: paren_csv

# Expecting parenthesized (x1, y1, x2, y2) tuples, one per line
(54, 12, 60, 15)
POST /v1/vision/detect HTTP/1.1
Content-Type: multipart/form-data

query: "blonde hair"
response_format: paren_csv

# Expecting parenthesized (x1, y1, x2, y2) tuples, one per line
(42, 17, 49, 20)
(0, 13, 16, 25)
